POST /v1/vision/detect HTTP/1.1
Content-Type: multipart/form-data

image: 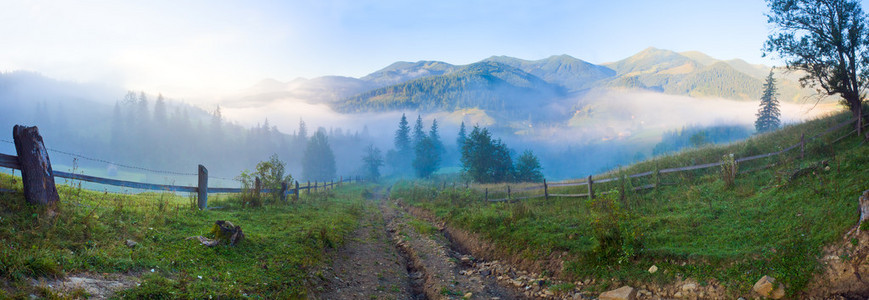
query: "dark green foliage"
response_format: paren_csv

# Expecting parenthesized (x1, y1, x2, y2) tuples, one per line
(456, 121, 467, 152)
(412, 115, 425, 147)
(461, 126, 514, 183)
(303, 129, 336, 181)
(514, 150, 544, 182)
(362, 144, 384, 181)
(390, 114, 413, 175)
(764, 0, 869, 132)
(429, 119, 444, 156)
(236, 154, 294, 205)
(413, 136, 441, 178)
(756, 70, 782, 133)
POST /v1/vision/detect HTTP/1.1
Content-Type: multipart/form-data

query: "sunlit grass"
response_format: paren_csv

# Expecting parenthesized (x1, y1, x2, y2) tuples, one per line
(0, 174, 371, 298)
(393, 111, 868, 295)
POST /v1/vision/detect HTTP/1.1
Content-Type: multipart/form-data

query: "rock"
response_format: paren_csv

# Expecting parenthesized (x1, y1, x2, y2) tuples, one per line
(753, 275, 785, 299)
(463, 292, 472, 299)
(681, 283, 697, 291)
(599, 286, 637, 300)
(673, 291, 683, 298)
(639, 289, 651, 296)
(648, 265, 658, 274)
(125, 239, 137, 248)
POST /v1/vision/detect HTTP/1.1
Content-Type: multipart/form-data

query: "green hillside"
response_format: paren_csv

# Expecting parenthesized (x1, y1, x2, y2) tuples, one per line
(337, 61, 566, 113)
(393, 111, 869, 296)
(483, 54, 615, 91)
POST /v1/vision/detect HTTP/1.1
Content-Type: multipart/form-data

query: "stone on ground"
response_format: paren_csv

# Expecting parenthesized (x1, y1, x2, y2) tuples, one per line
(599, 285, 637, 300)
(753, 275, 785, 299)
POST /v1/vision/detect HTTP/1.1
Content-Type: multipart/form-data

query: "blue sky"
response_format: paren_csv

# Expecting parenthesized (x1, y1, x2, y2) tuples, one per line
(1, 0, 853, 102)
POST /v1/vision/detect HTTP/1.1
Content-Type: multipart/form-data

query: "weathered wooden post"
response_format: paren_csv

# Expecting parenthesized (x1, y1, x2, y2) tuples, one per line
(280, 181, 288, 202)
(197, 164, 208, 210)
(306, 180, 310, 195)
(254, 177, 262, 199)
(294, 181, 300, 202)
(314, 180, 318, 192)
(12, 125, 59, 206)
(800, 133, 806, 159)
(587, 175, 594, 200)
(543, 179, 549, 201)
(485, 188, 488, 202)
(507, 185, 511, 200)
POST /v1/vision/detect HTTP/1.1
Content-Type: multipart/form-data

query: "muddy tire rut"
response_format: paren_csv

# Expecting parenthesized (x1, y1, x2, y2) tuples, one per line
(384, 198, 527, 300)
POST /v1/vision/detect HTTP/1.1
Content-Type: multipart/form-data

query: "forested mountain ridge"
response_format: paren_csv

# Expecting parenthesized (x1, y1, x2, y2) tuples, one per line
(326, 47, 818, 115)
(482, 54, 616, 91)
(336, 61, 566, 114)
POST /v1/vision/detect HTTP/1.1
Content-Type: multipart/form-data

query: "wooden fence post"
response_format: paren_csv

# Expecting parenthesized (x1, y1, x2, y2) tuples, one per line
(314, 181, 318, 192)
(294, 181, 300, 202)
(254, 177, 262, 199)
(800, 133, 806, 159)
(507, 185, 511, 200)
(12, 125, 59, 206)
(197, 164, 208, 210)
(485, 188, 488, 202)
(543, 179, 548, 201)
(587, 175, 594, 200)
(280, 181, 288, 202)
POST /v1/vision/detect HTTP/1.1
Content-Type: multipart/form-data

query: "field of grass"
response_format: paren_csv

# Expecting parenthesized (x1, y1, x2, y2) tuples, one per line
(392, 111, 869, 296)
(0, 174, 371, 298)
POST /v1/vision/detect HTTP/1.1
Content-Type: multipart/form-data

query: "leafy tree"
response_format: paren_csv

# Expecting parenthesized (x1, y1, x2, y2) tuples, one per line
(756, 70, 782, 133)
(461, 126, 514, 183)
(413, 135, 441, 178)
(514, 150, 544, 182)
(303, 129, 336, 181)
(362, 144, 384, 181)
(764, 0, 869, 135)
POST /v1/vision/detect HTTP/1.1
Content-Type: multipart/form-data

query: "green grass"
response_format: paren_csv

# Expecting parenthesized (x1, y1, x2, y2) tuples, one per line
(392, 111, 869, 296)
(0, 175, 371, 298)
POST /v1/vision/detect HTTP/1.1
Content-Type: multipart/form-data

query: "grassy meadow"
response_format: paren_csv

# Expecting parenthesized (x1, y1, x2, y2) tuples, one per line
(392, 111, 869, 295)
(0, 174, 372, 299)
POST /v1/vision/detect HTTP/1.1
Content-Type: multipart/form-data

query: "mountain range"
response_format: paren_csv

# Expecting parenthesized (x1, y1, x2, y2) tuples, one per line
(227, 47, 819, 118)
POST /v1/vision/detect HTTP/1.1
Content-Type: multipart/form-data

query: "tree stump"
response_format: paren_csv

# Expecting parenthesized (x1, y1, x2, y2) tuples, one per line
(12, 125, 59, 206)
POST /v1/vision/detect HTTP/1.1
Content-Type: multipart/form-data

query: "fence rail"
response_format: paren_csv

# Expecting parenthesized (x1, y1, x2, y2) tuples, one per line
(463, 114, 867, 203)
(0, 152, 363, 209)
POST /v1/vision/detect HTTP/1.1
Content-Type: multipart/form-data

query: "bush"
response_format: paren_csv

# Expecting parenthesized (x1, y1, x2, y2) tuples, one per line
(236, 154, 294, 207)
(586, 191, 643, 264)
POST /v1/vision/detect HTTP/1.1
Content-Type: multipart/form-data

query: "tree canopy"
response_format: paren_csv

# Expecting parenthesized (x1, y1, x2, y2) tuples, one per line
(764, 0, 869, 134)
(302, 129, 336, 181)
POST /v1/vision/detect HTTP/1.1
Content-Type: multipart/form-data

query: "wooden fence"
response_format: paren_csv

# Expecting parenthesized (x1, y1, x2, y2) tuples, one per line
(467, 114, 868, 203)
(0, 151, 363, 210)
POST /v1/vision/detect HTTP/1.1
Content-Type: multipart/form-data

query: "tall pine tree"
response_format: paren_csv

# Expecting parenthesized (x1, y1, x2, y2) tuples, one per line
(456, 121, 467, 153)
(755, 70, 781, 133)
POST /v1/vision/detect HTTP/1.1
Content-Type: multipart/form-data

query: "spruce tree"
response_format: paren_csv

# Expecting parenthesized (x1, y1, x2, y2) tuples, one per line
(456, 121, 467, 152)
(412, 115, 425, 147)
(755, 70, 781, 133)
(303, 129, 336, 181)
(429, 119, 443, 156)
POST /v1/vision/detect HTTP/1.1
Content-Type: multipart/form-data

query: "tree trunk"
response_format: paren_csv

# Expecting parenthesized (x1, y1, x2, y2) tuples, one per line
(12, 125, 60, 206)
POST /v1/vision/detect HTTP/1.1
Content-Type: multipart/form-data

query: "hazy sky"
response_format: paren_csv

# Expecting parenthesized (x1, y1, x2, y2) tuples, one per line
(3, 0, 854, 102)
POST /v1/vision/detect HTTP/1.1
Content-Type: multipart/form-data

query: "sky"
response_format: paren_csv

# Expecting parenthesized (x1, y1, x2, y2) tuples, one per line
(0, 0, 846, 103)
